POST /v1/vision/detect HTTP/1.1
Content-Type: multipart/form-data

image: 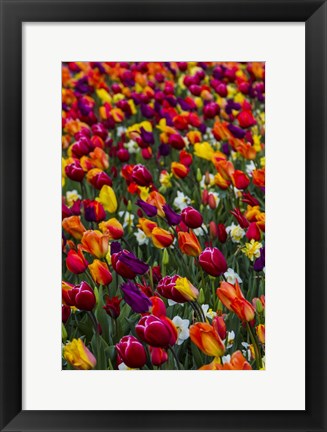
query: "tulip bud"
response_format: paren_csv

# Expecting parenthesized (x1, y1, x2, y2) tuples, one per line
(202, 189, 209, 205)
(255, 298, 264, 313)
(209, 221, 218, 240)
(217, 223, 227, 243)
(212, 316, 226, 341)
(208, 193, 217, 209)
(196, 167, 202, 182)
(205, 171, 211, 185)
(116, 335, 147, 369)
(198, 288, 205, 304)
(162, 248, 169, 265)
(62, 323, 67, 342)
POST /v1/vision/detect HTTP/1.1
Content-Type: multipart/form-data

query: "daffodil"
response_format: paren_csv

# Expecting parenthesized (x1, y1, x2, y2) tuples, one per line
(242, 239, 263, 261)
(226, 223, 245, 243)
(172, 316, 190, 345)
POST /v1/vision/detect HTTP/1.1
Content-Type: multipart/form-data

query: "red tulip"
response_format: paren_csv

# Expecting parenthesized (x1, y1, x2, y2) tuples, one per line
(131, 164, 153, 186)
(136, 315, 178, 348)
(237, 110, 256, 128)
(246, 222, 261, 241)
(217, 223, 227, 243)
(116, 335, 147, 369)
(65, 161, 85, 182)
(181, 206, 203, 229)
(150, 347, 168, 366)
(199, 247, 227, 277)
(70, 281, 96, 311)
(231, 170, 250, 190)
(66, 247, 88, 274)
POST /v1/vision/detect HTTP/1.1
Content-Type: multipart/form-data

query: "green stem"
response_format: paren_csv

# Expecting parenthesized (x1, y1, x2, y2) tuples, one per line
(246, 322, 262, 370)
(168, 346, 181, 370)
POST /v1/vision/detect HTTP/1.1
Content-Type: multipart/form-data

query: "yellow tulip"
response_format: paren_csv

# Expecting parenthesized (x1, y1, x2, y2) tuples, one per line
(97, 185, 117, 213)
(63, 339, 96, 370)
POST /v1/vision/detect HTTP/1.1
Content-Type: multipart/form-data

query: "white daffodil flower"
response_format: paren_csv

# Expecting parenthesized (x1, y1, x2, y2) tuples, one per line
(134, 229, 149, 246)
(173, 191, 191, 211)
(172, 316, 190, 345)
(224, 268, 243, 284)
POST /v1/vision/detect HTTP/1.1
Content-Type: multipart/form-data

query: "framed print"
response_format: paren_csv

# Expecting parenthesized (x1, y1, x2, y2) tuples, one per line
(0, 0, 326, 431)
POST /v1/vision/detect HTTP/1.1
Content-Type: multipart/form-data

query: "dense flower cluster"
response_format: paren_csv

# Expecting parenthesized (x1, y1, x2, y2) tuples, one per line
(62, 62, 265, 370)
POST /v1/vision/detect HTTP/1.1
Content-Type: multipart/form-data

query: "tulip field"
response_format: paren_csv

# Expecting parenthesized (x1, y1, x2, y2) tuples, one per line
(62, 62, 265, 370)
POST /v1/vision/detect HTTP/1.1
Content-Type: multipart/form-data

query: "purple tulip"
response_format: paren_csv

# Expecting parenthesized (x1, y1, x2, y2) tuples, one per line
(159, 144, 171, 156)
(120, 281, 152, 313)
(110, 241, 122, 255)
(163, 204, 181, 226)
(112, 250, 149, 279)
(141, 104, 155, 119)
(254, 247, 265, 272)
(227, 123, 246, 138)
(136, 199, 158, 217)
(140, 127, 154, 145)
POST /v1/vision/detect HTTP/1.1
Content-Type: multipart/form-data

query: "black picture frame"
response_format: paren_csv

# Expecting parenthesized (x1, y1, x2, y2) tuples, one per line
(0, 0, 326, 431)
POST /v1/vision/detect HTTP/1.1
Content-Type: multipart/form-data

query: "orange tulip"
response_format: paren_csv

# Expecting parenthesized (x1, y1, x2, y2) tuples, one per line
(189, 322, 225, 357)
(214, 159, 235, 180)
(214, 172, 230, 190)
(137, 218, 158, 237)
(98, 218, 124, 239)
(62, 216, 86, 240)
(89, 147, 109, 170)
(146, 191, 166, 217)
(216, 351, 252, 370)
(256, 212, 265, 232)
(89, 259, 112, 285)
(81, 230, 109, 259)
(171, 162, 189, 179)
(245, 205, 261, 222)
(252, 168, 265, 188)
(178, 230, 202, 256)
(256, 324, 265, 344)
(217, 280, 255, 322)
(151, 227, 174, 249)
